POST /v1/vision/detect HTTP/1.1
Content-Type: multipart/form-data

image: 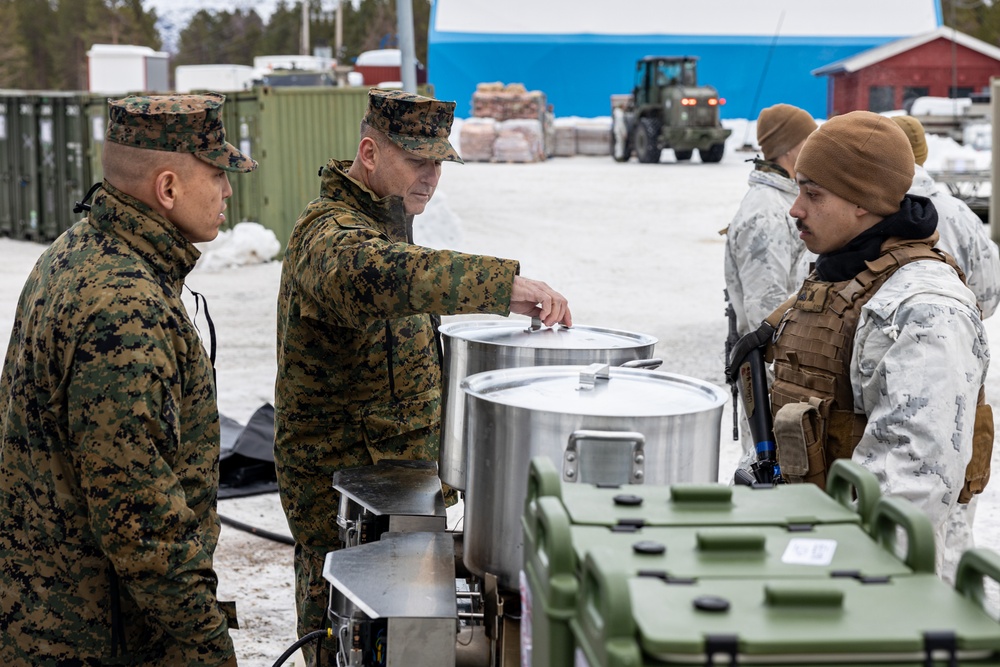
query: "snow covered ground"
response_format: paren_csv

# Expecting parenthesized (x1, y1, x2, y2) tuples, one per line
(1, 119, 999, 665)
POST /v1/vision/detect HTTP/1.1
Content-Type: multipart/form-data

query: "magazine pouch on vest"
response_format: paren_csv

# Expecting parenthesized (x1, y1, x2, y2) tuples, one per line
(773, 396, 827, 486)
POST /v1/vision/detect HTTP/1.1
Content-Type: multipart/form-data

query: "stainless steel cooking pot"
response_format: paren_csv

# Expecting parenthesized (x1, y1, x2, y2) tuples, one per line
(438, 319, 657, 490)
(461, 363, 727, 590)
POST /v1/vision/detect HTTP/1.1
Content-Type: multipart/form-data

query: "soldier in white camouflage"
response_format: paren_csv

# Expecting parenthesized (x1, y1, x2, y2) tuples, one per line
(891, 114, 1000, 318)
(274, 87, 571, 664)
(0, 93, 256, 666)
(753, 111, 991, 583)
(724, 103, 818, 336)
(724, 104, 817, 457)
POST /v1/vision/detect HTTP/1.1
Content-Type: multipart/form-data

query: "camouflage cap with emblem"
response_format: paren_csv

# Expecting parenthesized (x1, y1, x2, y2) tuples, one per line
(106, 92, 257, 173)
(364, 88, 463, 164)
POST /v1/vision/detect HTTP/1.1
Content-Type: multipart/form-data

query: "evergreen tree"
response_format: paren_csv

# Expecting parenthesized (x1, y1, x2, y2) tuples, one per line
(173, 9, 265, 67)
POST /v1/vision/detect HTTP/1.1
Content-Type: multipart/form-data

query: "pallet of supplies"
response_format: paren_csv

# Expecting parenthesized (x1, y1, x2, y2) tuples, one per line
(494, 118, 544, 162)
(458, 117, 499, 162)
(471, 82, 547, 122)
(575, 117, 613, 156)
(552, 117, 578, 157)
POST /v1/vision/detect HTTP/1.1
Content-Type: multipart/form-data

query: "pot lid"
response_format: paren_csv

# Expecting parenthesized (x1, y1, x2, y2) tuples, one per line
(462, 364, 727, 417)
(439, 318, 657, 350)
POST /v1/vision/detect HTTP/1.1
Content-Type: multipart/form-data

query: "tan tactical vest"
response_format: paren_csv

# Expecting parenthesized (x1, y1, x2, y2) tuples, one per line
(764, 235, 992, 503)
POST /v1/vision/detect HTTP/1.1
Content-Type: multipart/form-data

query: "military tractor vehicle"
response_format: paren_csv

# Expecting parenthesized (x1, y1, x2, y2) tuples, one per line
(611, 56, 731, 163)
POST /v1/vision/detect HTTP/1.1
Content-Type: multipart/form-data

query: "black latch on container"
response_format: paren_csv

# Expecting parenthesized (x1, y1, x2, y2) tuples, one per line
(923, 630, 958, 667)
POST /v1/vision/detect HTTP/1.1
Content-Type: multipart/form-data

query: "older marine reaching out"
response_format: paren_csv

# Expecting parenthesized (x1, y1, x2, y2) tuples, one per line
(274, 87, 571, 664)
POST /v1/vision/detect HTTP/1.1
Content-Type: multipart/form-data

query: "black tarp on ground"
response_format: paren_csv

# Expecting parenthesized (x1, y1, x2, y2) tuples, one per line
(218, 403, 278, 499)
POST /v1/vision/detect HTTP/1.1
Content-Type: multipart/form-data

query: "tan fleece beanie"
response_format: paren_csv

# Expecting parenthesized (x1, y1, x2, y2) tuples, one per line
(890, 115, 928, 166)
(756, 104, 818, 161)
(794, 111, 914, 217)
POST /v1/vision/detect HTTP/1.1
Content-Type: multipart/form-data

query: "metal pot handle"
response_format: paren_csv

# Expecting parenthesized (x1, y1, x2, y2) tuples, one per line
(563, 429, 646, 485)
(524, 316, 573, 333)
(619, 358, 663, 370)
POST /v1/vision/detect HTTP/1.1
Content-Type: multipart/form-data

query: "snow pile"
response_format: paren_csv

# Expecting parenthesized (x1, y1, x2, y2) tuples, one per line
(925, 131, 992, 172)
(196, 222, 281, 271)
(910, 96, 973, 116)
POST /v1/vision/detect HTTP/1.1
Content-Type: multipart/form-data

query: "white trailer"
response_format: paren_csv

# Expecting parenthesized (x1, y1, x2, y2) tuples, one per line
(87, 44, 169, 95)
(175, 64, 256, 93)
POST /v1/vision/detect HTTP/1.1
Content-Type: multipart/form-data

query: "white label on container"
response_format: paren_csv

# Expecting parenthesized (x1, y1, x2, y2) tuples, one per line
(781, 538, 837, 566)
(240, 138, 252, 159)
(40, 119, 53, 144)
(92, 117, 105, 142)
(575, 647, 591, 667)
(0, 115, 6, 140)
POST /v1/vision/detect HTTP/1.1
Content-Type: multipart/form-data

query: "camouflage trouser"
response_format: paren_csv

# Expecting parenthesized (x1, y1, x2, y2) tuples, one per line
(275, 421, 441, 667)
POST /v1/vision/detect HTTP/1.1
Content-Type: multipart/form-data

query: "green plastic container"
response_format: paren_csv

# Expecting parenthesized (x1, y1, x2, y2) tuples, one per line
(571, 547, 1000, 666)
(524, 455, 882, 535)
(523, 457, 935, 667)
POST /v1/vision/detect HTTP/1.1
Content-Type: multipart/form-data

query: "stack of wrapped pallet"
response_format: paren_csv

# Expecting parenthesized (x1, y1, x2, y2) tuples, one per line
(463, 81, 550, 162)
(575, 117, 613, 156)
(458, 117, 498, 163)
(552, 117, 578, 157)
(494, 119, 545, 162)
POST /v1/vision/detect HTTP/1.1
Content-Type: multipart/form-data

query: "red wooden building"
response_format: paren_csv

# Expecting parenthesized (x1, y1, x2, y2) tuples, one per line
(812, 27, 1000, 117)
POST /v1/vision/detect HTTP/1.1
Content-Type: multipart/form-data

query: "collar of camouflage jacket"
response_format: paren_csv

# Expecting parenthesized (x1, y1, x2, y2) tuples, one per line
(748, 162, 799, 195)
(88, 181, 201, 286)
(318, 158, 410, 243)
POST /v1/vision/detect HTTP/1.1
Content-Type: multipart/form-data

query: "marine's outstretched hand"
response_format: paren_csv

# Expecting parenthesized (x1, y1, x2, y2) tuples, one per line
(510, 275, 573, 327)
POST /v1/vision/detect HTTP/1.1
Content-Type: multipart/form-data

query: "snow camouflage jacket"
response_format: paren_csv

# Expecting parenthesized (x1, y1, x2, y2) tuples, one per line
(768, 234, 990, 581)
(724, 163, 815, 335)
(909, 164, 1000, 318)
(0, 183, 236, 665)
(274, 159, 519, 549)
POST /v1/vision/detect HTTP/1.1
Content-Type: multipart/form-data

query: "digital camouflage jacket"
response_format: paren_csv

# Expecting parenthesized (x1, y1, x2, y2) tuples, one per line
(274, 159, 520, 548)
(909, 164, 1000, 318)
(0, 183, 236, 666)
(724, 162, 815, 336)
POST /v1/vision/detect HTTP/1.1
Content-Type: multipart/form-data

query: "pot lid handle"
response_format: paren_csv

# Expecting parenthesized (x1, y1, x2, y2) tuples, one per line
(523, 316, 573, 333)
(578, 363, 611, 391)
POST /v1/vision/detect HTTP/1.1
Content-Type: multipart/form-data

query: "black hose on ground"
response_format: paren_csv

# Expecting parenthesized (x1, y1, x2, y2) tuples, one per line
(270, 628, 331, 667)
(218, 513, 295, 546)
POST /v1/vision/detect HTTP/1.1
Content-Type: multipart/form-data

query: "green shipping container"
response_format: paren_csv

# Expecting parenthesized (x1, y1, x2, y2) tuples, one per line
(0, 93, 19, 237)
(53, 94, 92, 236)
(0, 91, 98, 242)
(13, 96, 40, 241)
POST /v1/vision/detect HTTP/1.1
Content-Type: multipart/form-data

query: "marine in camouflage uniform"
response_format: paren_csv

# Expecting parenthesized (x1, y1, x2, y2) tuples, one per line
(891, 115, 1000, 319)
(747, 112, 990, 583)
(0, 93, 256, 666)
(724, 104, 817, 336)
(274, 89, 570, 664)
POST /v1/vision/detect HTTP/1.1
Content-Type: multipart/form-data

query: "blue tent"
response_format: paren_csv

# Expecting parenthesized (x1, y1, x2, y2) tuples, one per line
(428, 0, 942, 120)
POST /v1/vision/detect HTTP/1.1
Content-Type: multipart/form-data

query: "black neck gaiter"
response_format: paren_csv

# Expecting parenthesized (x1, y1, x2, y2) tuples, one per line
(814, 195, 938, 282)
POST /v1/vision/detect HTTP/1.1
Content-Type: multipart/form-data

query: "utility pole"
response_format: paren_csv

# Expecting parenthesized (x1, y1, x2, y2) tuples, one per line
(301, 1, 310, 56)
(336, 0, 344, 61)
(396, 0, 417, 93)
